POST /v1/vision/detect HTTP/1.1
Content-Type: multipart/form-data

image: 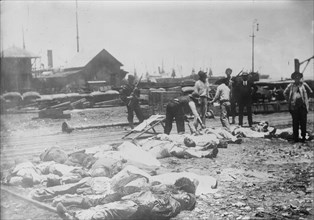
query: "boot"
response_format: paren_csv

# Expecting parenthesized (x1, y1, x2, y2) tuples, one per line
(300, 137, 306, 143)
(129, 122, 134, 129)
(217, 140, 228, 148)
(204, 147, 218, 158)
(270, 128, 277, 136)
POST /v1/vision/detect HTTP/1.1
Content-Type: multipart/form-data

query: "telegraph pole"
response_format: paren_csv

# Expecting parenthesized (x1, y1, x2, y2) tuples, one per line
(250, 19, 259, 73)
(22, 26, 26, 49)
(75, 0, 80, 52)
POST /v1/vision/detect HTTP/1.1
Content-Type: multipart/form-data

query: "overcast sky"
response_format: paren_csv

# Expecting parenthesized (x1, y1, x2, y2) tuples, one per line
(1, 0, 313, 79)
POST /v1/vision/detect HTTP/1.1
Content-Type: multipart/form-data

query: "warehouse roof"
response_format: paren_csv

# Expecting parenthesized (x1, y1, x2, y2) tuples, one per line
(1, 46, 39, 58)
(64, 48, 123, 69)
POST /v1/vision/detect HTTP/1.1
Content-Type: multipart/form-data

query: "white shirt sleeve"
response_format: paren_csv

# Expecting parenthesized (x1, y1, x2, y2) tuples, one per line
(212, 86, 221, 102)
(188, 101, 199, 117)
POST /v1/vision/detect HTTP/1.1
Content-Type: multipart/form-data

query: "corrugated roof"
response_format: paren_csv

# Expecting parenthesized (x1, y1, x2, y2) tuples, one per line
(1, 46, 39, 58)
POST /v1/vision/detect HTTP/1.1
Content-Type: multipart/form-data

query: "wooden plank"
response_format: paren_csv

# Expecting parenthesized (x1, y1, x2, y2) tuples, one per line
(132, 119, 165, 140)
(70, 98, 87, 109)
(50, 101, 71, 109)
(94, 98, 121, 106)
(71, 98, 86, 106)
(63, 121, 140, 133)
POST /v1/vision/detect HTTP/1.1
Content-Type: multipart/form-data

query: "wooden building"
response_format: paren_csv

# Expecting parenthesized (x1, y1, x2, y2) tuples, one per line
(36, 49, 128, 93)
(1, 46, 39, 93)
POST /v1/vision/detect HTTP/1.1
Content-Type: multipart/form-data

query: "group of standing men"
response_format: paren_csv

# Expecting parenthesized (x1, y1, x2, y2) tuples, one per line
(162, 68, 255, 135)
(119, 69, 255, 134)
(196, 68, 255, 131)
(120, 66, 312, 143)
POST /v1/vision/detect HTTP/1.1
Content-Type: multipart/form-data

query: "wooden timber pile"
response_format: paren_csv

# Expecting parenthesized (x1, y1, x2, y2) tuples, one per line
(36, 92, 123, 118)
(38, 101, 72, 119)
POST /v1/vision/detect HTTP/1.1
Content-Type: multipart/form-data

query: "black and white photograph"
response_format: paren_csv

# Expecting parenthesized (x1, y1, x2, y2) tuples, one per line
(1, 0, 313, 219)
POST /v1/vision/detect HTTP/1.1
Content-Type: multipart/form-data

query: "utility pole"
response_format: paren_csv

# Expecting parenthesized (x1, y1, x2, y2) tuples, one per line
(250, 19, 259, 73)
(75, 0, 80, 52)
(22, 26, 26, 49)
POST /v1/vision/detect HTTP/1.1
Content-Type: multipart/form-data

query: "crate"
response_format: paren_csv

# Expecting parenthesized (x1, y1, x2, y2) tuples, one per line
(149, 91, 182, 114)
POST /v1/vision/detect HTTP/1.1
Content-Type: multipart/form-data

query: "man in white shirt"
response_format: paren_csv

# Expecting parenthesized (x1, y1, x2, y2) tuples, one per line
(194, 71, 210, 126)
(225, 68, 236, 124)
(209, 78, 231, 130)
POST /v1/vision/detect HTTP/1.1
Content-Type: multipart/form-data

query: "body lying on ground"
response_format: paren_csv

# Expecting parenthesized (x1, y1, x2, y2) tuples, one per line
(229, 121, 313, 141)
(56, 177, 197, 220)
(22, 165, 216, 220)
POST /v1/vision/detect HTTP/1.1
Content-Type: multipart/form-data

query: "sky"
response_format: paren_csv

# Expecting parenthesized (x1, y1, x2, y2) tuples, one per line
(1, 0, 313, 80)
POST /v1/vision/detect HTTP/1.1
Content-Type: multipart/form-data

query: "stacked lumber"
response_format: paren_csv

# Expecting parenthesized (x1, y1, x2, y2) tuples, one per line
(38, 100, 72, 119)
(93, 99, 123, 108)
(70, 98, 87, 109)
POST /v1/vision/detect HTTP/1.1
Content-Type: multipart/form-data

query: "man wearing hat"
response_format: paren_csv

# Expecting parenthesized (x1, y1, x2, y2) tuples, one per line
(225, 68, 237, 124)
(164, 91, 204, 135)
(284, 59, 312, 142)
(119, 74, 144, 129)
(237, 72, 254, 127)
(194, 70, 210, 126)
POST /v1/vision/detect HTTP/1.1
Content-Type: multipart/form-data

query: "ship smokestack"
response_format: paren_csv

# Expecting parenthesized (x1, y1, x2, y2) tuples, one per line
(47, 50, 53, 69)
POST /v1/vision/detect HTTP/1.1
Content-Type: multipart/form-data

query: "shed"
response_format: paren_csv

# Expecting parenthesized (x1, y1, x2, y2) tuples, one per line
(36, 49, 127, 93)
(1, 46, 39, 93)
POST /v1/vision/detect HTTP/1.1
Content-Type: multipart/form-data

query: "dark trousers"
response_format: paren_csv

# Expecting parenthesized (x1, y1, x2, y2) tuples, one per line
(290, 105, 307, 141)
(229, 99, 237, 123)
(238, 102, 253, 127)
(199, 96, 208, 126)
(164, 102, 185, 135)
(127, 102, 144, 128)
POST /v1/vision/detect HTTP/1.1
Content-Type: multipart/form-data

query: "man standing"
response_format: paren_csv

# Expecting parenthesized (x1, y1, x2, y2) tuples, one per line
(284, 68, 312, 142)
(164, 92, 204, 135)
(209, 78, 231, 130)
(119, 75, 144, 129)
(237, 72, 254, 127)
(225, 68, 236, 124)
(194, 70, 210, 126)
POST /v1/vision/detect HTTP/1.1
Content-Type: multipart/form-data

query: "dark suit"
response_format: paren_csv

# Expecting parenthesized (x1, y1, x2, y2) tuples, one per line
(228, 76, 237, 123)
(164, 96, 193, 135)
(237, 79, 254, 126)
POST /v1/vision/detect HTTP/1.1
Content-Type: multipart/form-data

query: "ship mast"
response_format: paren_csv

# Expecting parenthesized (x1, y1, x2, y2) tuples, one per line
(75, 0, 80, 52)
(22, 26, 26, 49)
(250, 19, 259, 73)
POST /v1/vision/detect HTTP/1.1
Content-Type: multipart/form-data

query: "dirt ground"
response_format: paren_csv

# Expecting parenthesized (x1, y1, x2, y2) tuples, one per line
(1, 107, 314, 220)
